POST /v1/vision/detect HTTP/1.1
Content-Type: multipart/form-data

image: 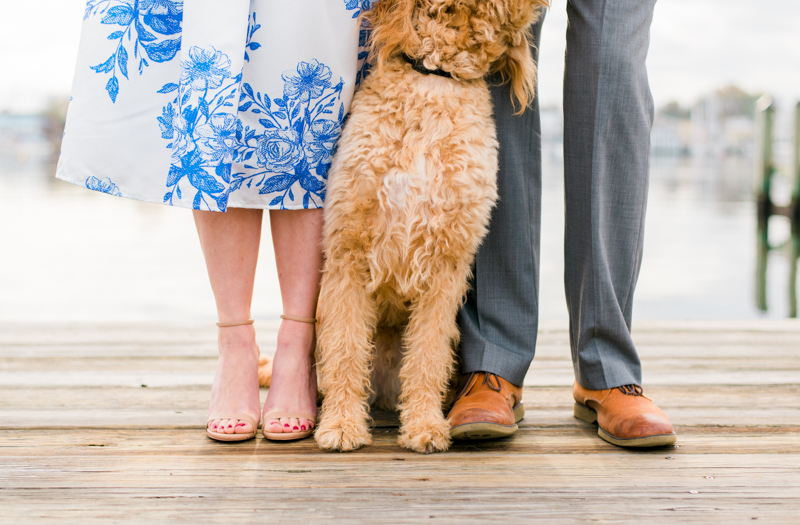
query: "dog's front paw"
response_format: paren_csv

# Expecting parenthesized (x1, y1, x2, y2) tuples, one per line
(315, 415, 372, 452)
(398, 416, 451, 454)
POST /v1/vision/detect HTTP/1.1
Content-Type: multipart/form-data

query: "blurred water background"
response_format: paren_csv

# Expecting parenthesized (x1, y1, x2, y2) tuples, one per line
(1, 0, 799, 323)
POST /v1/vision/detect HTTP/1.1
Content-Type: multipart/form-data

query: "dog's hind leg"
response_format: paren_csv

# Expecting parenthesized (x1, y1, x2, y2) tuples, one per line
(397, 262, 469, 454)
(315, 259, 378, 452)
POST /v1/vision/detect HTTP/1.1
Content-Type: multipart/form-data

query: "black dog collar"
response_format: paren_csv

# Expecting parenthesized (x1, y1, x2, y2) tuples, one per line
(401, 54, 454, 79)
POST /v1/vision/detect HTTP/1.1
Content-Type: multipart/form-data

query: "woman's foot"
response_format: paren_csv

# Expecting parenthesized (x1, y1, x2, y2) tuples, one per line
(262, 319, 318, 435)
(208, 324, 262, 436)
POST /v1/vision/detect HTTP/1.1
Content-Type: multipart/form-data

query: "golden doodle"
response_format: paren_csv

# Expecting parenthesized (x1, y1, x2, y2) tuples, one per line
(314, 0, 547, 453)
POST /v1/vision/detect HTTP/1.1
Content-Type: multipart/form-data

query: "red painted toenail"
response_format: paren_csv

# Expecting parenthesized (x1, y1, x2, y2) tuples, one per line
(236, 423, 245, 427)
(284, 424, 290, 428)
(227, 425, 232, 428)
(293, 426, 299, 430)
(301, 426, 306, 430)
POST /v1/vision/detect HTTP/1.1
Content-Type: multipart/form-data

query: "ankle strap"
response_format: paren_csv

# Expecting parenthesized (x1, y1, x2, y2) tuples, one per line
(280, 314, 317, 324)
(216, 319, 255, 327)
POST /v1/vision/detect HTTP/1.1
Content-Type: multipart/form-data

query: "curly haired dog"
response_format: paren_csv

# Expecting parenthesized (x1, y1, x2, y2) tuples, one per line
(314, 0, 547, 454)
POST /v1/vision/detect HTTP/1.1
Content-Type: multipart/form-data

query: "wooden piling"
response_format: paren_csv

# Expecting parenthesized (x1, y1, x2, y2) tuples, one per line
(755, 96, 774, 312)
(755, 96, 775, 228)
(793, 102, 800, 211)
(791, 102, 800, 317)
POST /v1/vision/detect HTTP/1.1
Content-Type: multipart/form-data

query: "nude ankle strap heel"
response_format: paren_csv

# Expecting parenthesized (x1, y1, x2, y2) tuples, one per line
(216, 319, 255, 327)
(262, 411, 316, 441)
(261, 314, 317, 441)
(280, 314, 317, 324)
(207, 318, 259, 442)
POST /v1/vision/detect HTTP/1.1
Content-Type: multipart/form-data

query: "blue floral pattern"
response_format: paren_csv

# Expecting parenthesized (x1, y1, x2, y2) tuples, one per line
(60, 1, 365, 212)
(156, 10, 347, 211)
(344, 0, 371, 18)
(347, 0, 373, 87)
(158, 44, 243, 211)
(85, 176, 122, 196)
(231, 59, 345, 209)
(85, 0, 183, 103)
(355, 16, 372, 87)
(243, 12, 261, 63)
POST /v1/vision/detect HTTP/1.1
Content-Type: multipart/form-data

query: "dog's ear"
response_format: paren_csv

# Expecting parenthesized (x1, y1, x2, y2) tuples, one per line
(363, 0, 420, 76)
(491, 0, 548, 114)
(493, 28, 537, 114)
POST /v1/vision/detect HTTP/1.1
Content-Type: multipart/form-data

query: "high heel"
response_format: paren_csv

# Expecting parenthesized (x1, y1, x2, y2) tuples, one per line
(261, 314, 317, 441)
(207, 318, 261, 443)
(207, 413, 259, 442)
(262, 411, 316, 441)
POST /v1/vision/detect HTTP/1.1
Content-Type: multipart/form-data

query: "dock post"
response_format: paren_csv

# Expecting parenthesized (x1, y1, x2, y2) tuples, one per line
(793, 102, 800, 217)
(755, 97, 774, 312)
(790, 102, 800, 317)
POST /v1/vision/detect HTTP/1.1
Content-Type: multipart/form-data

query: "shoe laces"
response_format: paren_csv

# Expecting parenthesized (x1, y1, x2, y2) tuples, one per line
(618, 384, 644, 396)
(482, 373, 502, 392)
(451, 371, 503, 404)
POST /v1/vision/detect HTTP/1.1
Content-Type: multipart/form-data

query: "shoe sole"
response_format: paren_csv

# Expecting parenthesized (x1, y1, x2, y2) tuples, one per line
(573, 402, 677, 448)
(263, 430, 313, 441)
(450, 403, 525, 441)
(207, 429, 256, 442)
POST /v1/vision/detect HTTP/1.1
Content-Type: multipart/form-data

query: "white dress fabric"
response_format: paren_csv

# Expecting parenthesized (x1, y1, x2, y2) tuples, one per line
(57, 0, 370, 211)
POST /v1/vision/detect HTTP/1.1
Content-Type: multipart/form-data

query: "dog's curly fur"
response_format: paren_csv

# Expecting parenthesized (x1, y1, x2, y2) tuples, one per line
(314, 0, 546, 454)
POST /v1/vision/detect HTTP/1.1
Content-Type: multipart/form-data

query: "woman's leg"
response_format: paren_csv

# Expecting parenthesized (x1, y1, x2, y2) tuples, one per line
(262, 208, 324, 434)
(194, 208, 263, 435)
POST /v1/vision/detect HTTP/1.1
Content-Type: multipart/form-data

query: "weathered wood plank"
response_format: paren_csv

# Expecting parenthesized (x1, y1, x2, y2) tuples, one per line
(1, 357, 797, 388)
(1, 490, 797, 525)
(3, 320, 800, 351)
(2, 428, 799, 455)
(0, 385, 799, 429)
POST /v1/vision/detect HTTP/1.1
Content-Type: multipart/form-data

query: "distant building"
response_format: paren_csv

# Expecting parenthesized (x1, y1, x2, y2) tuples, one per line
(652, 113, 692, 157)
(693, 87, 758, 158)
(653, 86, 758, 159)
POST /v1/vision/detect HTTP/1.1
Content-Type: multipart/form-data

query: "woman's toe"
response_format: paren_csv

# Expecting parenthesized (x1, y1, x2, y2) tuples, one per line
(265, 418, 282, 433)
(234, 420, 253, 434)
(288, 417, 300, 432)
(208, 418, 222, 432)
(280, 417, 292, 433)
(217, 419, 231, 434)
(298, 418, 309, 432)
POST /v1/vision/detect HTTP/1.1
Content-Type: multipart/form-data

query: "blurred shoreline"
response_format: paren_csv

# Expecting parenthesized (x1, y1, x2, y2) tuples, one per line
(1, 86, 798, 322)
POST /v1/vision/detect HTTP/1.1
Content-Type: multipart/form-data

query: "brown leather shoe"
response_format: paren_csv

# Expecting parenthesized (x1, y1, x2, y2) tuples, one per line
(447, 372, 524, 440)
(573, 382, 677, 447)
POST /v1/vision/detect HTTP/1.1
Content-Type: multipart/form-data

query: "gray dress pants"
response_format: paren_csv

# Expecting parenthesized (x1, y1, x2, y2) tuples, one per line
(458, 0, 657, 390)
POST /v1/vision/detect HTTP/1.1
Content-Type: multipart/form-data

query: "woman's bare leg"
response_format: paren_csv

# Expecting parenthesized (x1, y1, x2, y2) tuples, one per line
(262, 208, 323, 434)
(194, 208, 263, 436)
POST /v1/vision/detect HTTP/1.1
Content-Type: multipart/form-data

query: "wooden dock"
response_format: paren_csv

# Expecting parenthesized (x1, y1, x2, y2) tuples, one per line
(1, 320, 799, 523)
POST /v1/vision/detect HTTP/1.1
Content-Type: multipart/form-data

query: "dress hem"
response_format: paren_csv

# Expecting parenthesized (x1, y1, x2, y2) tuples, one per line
(54, 171, 321, 212)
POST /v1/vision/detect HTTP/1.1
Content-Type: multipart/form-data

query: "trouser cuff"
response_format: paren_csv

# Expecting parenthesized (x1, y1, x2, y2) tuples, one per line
(460, 340, 533, 387)
(574, 363, 642, 391)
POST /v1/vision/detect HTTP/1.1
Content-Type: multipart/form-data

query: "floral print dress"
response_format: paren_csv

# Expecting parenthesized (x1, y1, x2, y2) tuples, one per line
(57, 0, 371, 211)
